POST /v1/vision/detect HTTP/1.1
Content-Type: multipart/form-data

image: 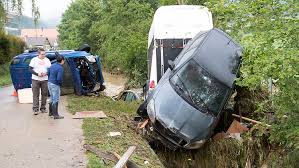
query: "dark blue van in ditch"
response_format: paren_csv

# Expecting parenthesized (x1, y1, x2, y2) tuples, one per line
(10, 49, 105, 95)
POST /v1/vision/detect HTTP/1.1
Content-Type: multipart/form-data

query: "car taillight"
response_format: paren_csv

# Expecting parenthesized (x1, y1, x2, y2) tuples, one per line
(149, 80, 155, 89)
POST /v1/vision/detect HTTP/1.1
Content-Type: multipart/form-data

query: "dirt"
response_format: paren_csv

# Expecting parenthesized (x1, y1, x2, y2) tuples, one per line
(0, 86, 86, 168)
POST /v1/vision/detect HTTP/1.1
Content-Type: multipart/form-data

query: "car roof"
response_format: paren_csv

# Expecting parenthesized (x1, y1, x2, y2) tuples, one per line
(192, 28, 242, 87)
(14, 50, 91, 59)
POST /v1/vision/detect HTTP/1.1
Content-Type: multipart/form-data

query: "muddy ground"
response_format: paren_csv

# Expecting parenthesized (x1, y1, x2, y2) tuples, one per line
(0, 86, 86, 168)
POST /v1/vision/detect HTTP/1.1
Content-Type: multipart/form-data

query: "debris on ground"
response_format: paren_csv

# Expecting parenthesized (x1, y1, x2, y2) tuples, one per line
(17, 88, 48, 104)
(227, 120, 249, 134)
(112, 90, 142, 102)
(72, 111, 107, 119)
(17, 88, 33, 104)
(114, 146, 137, 168)
(137, 119, 149, 129)
(232, 114, 271, 127)
(108, 132, 122, 137)
(84, 144, 139, 168)
(213, 119, 249, 141)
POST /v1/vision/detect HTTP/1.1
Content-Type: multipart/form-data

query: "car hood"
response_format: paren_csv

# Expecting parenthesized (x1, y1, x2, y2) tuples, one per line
(152, 75, 216, 141)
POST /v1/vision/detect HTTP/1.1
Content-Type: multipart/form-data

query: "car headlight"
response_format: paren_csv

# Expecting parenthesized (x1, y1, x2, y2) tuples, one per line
(147, 99, 156, 122)
(184, 139, 206, 149)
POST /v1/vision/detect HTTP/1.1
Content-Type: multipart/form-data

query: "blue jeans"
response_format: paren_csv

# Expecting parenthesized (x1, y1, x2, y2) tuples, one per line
(48, 82, 61, 104)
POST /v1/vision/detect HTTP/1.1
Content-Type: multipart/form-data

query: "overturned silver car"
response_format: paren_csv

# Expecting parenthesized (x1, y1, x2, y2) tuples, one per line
(138, 28, 242, 150)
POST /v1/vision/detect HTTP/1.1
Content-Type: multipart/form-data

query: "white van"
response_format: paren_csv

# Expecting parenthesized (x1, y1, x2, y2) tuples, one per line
(146, 5, 213, 95)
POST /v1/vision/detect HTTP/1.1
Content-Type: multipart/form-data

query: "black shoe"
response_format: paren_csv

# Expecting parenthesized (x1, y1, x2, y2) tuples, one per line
(48, 103, 53, 116)
(33, 109, 39, 115)
(52, 102, 64, 119)
(54, 116, 64, 119)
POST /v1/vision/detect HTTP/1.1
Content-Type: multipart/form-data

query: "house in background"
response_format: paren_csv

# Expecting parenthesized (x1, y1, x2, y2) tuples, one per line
(24, 37, 52, 50)
(21, 28, 59, 50)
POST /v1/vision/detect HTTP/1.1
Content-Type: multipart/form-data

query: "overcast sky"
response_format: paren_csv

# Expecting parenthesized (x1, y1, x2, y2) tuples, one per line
(23, 0, 72, 25)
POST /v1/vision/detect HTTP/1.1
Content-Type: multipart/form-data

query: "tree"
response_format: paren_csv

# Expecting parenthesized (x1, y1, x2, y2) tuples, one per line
(205, 0, 299, 151)
(0, 0, 39, 29)
(59, 0, 155, 85)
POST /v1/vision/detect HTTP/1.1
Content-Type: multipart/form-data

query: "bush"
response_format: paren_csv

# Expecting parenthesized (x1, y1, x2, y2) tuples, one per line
(0, 31, 25, 65)
(205, 0, 299, 150)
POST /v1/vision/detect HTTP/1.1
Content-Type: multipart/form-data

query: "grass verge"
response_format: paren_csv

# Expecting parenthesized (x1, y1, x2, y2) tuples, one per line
(0, 64, 11, 87)
(67, 95, 164, 168)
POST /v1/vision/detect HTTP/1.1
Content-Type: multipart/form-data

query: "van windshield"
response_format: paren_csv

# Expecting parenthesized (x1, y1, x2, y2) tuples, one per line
(170, 59, 229, 115)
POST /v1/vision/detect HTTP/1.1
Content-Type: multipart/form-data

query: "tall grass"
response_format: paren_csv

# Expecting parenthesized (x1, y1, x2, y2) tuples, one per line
(0, 64, 11, 87)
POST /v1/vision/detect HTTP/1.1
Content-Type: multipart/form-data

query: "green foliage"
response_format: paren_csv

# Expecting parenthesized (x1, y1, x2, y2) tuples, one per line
(205, 0, 299, 150)
(0, 0, 40, 29)
(60, 0, 298, 154)
(59, 0, 156, 85)
(0, 31, 25, 64)
(0, 63, 11, 86)
(58, 0, 210, 86)
(0, 1, 5, 28)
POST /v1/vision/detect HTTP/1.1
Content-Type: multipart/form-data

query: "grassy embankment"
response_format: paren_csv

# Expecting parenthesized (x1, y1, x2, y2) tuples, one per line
(0, 64, 11, 87)
(67, 91, 298, 168)
(67, 95, 164, 168)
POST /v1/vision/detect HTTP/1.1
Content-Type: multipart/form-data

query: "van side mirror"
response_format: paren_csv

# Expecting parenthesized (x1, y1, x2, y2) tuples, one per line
(168, 60, 175, 70)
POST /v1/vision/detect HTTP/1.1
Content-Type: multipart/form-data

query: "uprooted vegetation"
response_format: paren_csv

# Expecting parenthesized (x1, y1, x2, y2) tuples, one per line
(154, 137, 298, 168)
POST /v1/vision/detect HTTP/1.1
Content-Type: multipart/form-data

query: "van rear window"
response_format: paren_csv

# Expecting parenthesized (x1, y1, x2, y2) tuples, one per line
(11, 58, 21, 65)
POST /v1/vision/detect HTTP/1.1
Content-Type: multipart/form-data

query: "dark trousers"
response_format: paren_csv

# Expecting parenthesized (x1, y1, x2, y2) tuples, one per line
(32, 79, 48, 111)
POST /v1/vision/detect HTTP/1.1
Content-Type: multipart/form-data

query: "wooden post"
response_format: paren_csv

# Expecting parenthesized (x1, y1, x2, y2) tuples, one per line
(114, 146, 136, 168)
(232, 114, 271, 127)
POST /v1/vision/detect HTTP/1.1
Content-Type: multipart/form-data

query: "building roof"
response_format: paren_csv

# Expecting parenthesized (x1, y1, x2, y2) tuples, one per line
(25, 37, 51, 47)
(21, 28, 58, 47)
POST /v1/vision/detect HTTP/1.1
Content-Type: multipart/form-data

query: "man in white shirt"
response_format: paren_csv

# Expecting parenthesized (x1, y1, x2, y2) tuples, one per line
(29, 48, 51, 115)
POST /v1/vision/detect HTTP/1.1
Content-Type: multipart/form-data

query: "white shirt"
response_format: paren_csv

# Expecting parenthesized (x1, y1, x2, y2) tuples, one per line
(29, 56, 51, 81)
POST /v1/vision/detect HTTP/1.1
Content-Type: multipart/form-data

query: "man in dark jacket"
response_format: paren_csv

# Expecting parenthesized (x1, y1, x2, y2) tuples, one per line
(48, 54, 65, 119)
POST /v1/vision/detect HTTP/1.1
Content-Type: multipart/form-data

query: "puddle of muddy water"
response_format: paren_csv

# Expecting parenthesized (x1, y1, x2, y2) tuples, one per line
(102, 71, 127, 97)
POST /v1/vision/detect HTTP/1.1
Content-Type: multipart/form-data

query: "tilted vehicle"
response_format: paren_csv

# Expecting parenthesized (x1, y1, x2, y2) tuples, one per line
(145, 5, 213, 97)
(139, 28, 242, 150)
(10, 47, 105, 95)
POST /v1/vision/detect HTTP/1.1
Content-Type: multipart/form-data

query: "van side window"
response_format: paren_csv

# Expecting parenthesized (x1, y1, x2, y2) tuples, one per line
(24, 58, 32, 64)
(11, 58, 21, 65)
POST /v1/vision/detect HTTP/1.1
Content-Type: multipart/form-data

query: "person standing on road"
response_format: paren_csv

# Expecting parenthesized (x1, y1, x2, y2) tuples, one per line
(48, 54, 65, 119)
(29, 48, 51, 115)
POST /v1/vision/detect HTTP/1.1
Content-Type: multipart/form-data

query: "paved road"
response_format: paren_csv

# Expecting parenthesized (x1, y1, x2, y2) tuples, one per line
(0, 86, 86, 168)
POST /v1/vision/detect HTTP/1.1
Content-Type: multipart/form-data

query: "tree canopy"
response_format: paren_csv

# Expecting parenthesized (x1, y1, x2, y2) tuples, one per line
(0, 0, 39, 29)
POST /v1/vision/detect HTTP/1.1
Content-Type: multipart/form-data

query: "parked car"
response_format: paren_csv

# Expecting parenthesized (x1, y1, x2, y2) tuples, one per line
(10, 47, 105, 95)
(145, 5, 213, 97)
(138, 28, 242, 150)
